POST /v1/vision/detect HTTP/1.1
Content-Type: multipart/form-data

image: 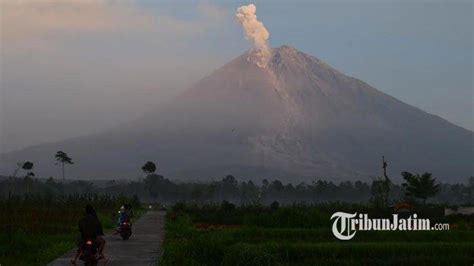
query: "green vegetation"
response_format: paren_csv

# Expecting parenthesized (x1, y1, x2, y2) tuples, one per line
(0, 194, 142, 265)
(0, 158, 472, 265)
(402, 172, 440, 204)
(160, 203, 474, 266)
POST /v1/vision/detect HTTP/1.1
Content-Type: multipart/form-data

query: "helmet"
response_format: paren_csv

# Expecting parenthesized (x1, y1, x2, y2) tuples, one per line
(120, 205, 125, 213)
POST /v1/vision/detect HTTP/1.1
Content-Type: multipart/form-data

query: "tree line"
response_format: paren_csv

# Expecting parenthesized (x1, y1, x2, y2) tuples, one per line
(2, 158, 473, 206)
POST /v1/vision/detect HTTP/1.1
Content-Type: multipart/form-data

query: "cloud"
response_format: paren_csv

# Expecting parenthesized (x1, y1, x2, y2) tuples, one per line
(0, 1, 232, 152)
(2, 1, 148, 41)
(1, 0, 227, 48)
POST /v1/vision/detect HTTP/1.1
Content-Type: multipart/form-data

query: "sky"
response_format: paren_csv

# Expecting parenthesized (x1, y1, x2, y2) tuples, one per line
(1, 0, 472, 153)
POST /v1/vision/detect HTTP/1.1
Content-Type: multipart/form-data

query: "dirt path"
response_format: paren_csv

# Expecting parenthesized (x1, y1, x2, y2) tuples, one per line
(49, 211, 166, 266)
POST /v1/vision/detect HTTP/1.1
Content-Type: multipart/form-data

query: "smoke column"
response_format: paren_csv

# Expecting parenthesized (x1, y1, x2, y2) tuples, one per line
(235, 4, 271, 68)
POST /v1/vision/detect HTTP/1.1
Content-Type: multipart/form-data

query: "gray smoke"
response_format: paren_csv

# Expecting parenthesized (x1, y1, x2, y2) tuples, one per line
(235, 4, 271, 67)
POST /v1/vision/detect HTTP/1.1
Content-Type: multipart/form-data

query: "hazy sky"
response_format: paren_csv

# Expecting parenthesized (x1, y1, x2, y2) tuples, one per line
(1, 0, 472, 153)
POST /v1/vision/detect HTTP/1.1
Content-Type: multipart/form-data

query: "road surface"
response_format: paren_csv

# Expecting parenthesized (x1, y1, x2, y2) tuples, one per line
(49, 211, 166, 266)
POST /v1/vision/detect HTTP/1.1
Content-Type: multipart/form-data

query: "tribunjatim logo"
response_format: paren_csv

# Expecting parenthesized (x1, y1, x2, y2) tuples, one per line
(331, 212, 449, 240)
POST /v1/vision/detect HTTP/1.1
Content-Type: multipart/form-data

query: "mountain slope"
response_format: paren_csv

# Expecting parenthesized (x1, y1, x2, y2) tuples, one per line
(1, 46, 472, 182)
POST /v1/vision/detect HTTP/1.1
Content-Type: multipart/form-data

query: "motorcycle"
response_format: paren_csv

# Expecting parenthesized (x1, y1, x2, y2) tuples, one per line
(119, 221, 132, 240)
(79, 239, 100, 266)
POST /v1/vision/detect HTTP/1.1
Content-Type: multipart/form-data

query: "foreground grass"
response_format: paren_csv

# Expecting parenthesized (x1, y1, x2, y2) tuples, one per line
(0, 194, 143, 265)
(0, 233, 75, 265)
(0, 212, 117, 265)
(159, 204, 474, 266)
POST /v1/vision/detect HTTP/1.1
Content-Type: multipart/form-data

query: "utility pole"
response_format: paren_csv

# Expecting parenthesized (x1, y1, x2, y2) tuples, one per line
(382, 156, 390, 206)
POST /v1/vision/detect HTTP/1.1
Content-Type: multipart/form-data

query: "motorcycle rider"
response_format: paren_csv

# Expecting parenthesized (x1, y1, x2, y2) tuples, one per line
(117, 205, 129, 227)
(71, 205, 107, 265)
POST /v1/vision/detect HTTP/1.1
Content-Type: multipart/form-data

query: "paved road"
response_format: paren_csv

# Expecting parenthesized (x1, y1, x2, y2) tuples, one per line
(49, 211, 166, 266)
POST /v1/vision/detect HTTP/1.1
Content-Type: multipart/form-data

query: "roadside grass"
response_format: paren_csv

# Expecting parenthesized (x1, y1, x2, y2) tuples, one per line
(0, 231, 76, 265)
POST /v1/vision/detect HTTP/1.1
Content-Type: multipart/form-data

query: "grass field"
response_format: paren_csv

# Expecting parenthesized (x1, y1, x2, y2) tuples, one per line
(159, 203, 474, 266)
(0, 194, 142, 265)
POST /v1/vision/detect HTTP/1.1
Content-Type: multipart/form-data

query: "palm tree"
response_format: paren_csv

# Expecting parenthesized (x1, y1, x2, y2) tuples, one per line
(141, 162, 159, 199)
(21, 161, 34, 194)
(402, 171, 440, 205)
(55, 151, 74, 180)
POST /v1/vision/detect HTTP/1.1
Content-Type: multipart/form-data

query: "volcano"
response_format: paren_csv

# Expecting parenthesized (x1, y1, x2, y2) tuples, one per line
(1, 46, 472, 182)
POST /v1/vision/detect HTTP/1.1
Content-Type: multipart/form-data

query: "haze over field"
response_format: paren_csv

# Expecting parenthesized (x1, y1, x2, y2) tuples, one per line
(0, 1, 472, 182)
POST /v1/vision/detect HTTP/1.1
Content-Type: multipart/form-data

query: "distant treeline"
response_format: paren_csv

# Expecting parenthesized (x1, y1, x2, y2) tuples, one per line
(0, 174, 473, 205)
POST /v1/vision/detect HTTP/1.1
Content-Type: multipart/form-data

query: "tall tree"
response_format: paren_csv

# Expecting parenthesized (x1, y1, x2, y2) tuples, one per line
(22, 161, 34, 172)
(55, 151, 74, 180)
(141, 161, 157, 175)
(402, 171, 440, 204)
(142, 161, 158, 199)
(21, 161, 34, 194)
(23, 161, 35, 179)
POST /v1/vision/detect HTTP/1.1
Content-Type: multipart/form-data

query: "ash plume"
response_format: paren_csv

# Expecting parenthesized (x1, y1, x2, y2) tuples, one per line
(235, 4, 271, 68)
